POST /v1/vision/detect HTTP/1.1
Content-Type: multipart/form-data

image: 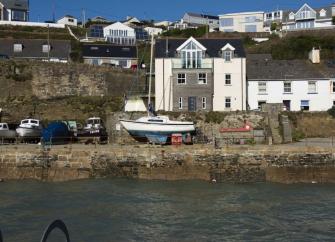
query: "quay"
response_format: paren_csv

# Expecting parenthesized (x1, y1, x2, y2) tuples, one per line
(0, 140, 335, 184)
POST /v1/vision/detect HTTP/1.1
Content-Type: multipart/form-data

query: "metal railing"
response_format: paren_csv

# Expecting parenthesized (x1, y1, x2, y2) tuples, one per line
(171, 59, 213, 69)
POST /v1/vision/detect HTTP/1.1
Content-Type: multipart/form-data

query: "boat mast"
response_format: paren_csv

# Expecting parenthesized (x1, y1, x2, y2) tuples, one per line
(148, 34, 154, 116)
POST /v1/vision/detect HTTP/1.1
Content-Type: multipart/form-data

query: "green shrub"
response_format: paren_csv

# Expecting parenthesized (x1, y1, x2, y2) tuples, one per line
(292, 129, 305, 142)
(205, 112, 227, 124)
(327, 106, 335, 118)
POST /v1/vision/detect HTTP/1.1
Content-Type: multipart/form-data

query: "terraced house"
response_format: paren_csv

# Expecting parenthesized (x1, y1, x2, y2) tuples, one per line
(155, 37, 246, 112)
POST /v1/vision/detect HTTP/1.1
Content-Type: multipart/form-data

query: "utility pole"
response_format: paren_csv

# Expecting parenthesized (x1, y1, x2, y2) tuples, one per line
(47, 24, 50, 60)
(52, 0, 55, 23)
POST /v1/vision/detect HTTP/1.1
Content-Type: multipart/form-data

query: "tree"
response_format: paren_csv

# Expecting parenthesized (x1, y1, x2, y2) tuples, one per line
(270, 22, 278, 31)
(332, 16, 335, 25)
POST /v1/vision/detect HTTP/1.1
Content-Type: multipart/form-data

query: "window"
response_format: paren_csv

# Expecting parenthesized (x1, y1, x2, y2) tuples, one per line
(179, 97, 183, 109)
(333, 100, 335, 106)
(332, 81, 335, 93)
(198, 73, 207, 84)
(258, 81, 267, 94)
(258, 101, 267, 110)
(202, 97, 207, 109)
(12, 10, 25, 21)
(177, 73, 186, 84)
(225, 74, 231, 85)
(301, 100, 310, 111)
(220, 18, 234, 27)
(284, 81, 292, 93)
(225, 97, 231, 109)
(223, 51, 232, 62)
(13, 44, 23, 52)
(42, 44, 51, 53)
(245, 25, 257, 32)
(68, 18, 74, 23)
(245, 16, 256, 23)
(308, 81, 317, 93)
(266, 13, 272, 19)
(181, 41, 203, 69)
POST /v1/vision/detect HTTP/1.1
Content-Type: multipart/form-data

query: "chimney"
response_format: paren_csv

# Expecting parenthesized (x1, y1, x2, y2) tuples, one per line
(309, 47, 320, 64)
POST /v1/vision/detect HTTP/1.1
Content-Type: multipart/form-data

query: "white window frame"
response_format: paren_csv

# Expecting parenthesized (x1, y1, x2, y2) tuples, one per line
(223, 51, 232, 62)
(202, 97, 207, 109)
(13, 43, 23, 52)
(308, 81, 317, 93)
(198, 73, 207, 84)
(225, 97, 231, 109)
(42, 44, 51, 53)
(283, 81, 292, 93)
(225, 74, 231, 85)
(258, 81, 267, 94)
(178, 97, 183, 110)
(177, 73, 186, 85)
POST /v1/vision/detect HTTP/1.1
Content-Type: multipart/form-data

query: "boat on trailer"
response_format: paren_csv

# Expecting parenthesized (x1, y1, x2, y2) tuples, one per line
(120, 116, 195, 143)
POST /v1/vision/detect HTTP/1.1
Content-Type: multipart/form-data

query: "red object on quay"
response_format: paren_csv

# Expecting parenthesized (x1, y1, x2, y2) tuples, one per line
(220, 123, 253, 133)
(171, 133, 182, 145)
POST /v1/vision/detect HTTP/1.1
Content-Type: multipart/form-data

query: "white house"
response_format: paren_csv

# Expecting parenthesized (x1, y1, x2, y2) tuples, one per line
(0, 0, 29, 21)
(103, 22, 136, 45)
(57, 15, 78, 27)
(247, 53, 335, 111)
(219, 11, 265, 32)
(155, 37, 247, 112)
(282, 3, 335, 31)
(144, 26, 163, 36)
(154, 20, 172, 27)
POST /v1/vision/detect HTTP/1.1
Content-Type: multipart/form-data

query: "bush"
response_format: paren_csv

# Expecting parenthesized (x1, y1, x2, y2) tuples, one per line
(327, 106, 335, 118)
(292, 129, 305, 142)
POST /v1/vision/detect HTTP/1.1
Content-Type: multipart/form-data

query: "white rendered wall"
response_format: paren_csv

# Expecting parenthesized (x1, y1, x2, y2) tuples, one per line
(248, 79, 335, 111)
(213, 58, 246, 111)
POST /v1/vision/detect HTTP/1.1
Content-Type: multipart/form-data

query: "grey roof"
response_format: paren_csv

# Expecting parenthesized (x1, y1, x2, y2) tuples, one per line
(0, 39, 71, 59)
(82, 44, 137, 58)
(155, 38, 246, 58)
(0, 0, 28, 10)
(185, 12, 219, 20)
(247, 54, 328, 80)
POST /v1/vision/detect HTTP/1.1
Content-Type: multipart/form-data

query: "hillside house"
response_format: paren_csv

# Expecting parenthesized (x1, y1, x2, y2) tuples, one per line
(0, 0, 29, 21)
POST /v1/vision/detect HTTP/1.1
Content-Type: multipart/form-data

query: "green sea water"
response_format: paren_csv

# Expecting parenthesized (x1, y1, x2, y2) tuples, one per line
(0, 179, 335, 241)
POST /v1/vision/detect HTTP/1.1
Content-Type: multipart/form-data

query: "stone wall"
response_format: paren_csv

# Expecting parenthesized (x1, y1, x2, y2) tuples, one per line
(1, 146, 335, 184)
(0, 60, 145, 100)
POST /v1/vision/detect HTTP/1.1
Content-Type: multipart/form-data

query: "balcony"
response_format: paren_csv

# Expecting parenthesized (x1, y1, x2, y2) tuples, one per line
(171, 59, 213, 69)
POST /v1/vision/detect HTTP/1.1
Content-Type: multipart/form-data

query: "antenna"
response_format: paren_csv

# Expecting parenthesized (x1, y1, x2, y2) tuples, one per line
(52, 0, 55, 22)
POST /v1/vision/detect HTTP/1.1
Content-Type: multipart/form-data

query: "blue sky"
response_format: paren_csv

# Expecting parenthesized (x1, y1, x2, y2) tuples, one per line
(30, 0, 333, 22)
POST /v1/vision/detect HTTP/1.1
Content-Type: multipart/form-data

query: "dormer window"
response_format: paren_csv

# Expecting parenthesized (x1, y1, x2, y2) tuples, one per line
(221, 43, 235, 62)
(177, 37, 206, 69)
(42, 44, 51, 53)
(289, 12, 295, 20)
(13, 44, 23, 52)
(224, 51, 232, 62)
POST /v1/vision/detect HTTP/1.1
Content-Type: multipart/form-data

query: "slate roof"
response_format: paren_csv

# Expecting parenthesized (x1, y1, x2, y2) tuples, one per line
(82, 44, 137, 58)
(0, 0, 28, 10)
(247, 54, 329, 80)
(186, 13, 219, 20)
(155, 38, 246, 58)
(282, 5, 333, 22)
(0, 39, 71, 59)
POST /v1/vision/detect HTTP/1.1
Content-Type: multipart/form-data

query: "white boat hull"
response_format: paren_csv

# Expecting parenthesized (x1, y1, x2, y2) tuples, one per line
(120, 119, 195, 142)
(16, 127, 42, 138)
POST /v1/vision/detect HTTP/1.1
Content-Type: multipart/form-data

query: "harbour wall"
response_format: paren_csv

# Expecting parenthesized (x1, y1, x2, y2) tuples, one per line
(0, 145, 335, 184)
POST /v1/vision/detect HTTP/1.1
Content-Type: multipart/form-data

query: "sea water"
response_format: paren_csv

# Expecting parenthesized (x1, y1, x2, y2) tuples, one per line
(0, 179, 335, 241)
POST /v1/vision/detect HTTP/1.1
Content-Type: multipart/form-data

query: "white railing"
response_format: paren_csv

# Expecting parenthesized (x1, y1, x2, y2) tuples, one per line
(0, 20, 65, 28)
(172, 58, 213, 69)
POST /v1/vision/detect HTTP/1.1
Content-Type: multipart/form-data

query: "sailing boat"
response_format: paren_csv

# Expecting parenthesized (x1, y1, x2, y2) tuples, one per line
(120, 35, 195, 143)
